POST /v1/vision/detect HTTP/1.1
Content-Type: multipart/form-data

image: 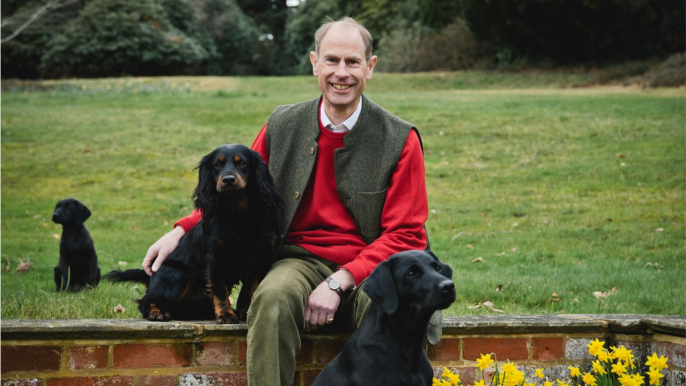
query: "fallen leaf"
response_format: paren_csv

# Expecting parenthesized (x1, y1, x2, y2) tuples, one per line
(468, 304, 482, 309)
(495, 284, 503, 292)
(467, 244, 473, 249)
(655, 228, 664, 232)
(113, 304, 126, 313)
(117, 261, 128, 265)
(471, 257, 485, 263)
(52, 234, 61, 240)
(552, 292, 559, 297)
(593, 287, 617, 298)
(15, 259, 32, 273)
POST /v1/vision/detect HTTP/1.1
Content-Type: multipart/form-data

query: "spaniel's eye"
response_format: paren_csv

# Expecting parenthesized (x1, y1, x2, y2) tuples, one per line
(237, 161, 247, 168)
(214, 163, 223, 169)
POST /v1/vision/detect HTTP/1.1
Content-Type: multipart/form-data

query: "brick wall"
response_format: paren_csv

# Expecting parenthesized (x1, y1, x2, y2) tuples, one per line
(1, 315, 684, 386)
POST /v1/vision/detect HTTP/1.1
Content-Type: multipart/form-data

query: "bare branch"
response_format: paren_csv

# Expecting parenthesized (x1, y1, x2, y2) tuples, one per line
(1, 0, 80, 43)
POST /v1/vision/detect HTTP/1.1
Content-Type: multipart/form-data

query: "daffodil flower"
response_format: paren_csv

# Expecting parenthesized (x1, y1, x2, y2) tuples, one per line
(592, 360, 607, 375)
(582, 372, 597, 386)
(569, 366, 581, 377)
(647, 367, 665, 386)
(612, 360, 628, 376)
(646, 353, 669, 370)
(476, 353, 495, 371)
(587, 339, 605, 356)
(536, 368, 545, 379)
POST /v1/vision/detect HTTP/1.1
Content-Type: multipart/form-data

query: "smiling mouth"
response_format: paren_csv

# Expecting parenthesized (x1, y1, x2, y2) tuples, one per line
(331, 83, 352, 90)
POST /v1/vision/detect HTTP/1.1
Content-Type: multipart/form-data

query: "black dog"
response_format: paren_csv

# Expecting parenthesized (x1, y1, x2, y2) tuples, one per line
(105, 144, 280, 323)
(311, 250, 456, 386)
(52, 198, 101, 292)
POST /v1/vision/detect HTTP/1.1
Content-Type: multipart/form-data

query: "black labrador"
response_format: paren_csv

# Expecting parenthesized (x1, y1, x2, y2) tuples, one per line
(52, 198, 101, 292)
(311, 250, 456, 386)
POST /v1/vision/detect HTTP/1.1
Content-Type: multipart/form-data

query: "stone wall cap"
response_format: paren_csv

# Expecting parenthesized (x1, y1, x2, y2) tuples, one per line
(1, 315, 683, 341)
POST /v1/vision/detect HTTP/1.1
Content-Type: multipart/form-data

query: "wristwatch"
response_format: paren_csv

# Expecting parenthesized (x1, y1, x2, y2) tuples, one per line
(325, 277, 345, 297)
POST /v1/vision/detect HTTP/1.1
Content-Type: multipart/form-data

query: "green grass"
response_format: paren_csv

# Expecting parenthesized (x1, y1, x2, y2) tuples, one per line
(2, 72, 684, 319)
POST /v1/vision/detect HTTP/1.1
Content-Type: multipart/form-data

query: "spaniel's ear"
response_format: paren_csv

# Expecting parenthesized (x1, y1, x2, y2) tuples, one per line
(251, 150, 279, 209)
(74, 200, 91, 224)
(192, 149, 217, 213)
(363, 258, 398, 314)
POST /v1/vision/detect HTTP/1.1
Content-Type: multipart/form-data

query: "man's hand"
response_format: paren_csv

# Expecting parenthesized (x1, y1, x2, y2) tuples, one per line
(304, 269, 355, 332)
(142, 226, 186, 276)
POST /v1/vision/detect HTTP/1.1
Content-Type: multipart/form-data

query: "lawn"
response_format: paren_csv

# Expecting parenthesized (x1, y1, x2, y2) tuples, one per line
(1, 72, 684, 319)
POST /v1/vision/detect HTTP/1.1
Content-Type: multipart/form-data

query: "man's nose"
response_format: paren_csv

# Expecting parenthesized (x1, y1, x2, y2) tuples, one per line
(335, 61, 349, 77)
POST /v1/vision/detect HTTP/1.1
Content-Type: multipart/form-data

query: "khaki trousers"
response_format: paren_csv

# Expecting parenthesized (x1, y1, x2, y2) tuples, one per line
(246, 245, 371, 386)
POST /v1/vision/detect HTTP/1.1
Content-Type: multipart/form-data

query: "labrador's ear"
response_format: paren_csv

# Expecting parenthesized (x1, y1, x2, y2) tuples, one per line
(74, 201, 91, 224)
(363, 258, 398, 314)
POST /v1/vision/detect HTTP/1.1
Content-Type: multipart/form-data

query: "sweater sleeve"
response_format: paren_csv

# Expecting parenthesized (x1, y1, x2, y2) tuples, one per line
(173, 124, 270, 232)
(339, 129, 429, 284)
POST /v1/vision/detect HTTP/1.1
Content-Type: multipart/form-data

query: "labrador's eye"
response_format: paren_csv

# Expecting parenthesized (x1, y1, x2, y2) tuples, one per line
(434, 264, 442, 272)
(407, 265, 419, 277)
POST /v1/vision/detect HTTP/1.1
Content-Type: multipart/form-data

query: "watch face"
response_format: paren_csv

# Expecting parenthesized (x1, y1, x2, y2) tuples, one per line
(329, 279, 340, 290)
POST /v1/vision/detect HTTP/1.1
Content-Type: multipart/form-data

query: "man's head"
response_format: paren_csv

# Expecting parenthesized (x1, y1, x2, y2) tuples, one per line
(310, 17, 377, 124)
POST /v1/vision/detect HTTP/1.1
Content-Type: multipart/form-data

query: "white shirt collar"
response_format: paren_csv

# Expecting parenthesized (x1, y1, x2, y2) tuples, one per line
(320, 98, 363, 133)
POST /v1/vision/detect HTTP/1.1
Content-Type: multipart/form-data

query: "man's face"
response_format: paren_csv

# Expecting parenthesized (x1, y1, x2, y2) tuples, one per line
(310, 24, 377, 122)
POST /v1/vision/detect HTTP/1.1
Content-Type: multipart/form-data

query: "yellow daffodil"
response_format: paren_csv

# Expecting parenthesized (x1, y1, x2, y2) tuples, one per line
(619, 373, 635, 386)
(645, 353, 669, 370)
(597, 349, 611, 362)
(612, 360, 628, 376)
(536, 368, 545, 379)
(587, 339, 605, 356)
(592, 360, 607, 375)
(569, 366, 581, 377)
(582, 372, 597, 386)
(631, 373, 645, 386)
(544, 381, 553, 386)
(476, 353, 495, 371)
(647, 367, 665, 386)
(441, 367, 461, 385)
(501, 362, 518, 374)
(474, 380, 486, 386)
(556, 380, 569, 386)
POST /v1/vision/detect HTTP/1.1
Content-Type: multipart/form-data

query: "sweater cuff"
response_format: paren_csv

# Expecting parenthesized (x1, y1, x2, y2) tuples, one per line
(174, 217, 196, 233)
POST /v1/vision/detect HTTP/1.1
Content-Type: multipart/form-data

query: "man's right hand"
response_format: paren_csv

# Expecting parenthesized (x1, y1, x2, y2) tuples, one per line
(142, 226, 186, 276)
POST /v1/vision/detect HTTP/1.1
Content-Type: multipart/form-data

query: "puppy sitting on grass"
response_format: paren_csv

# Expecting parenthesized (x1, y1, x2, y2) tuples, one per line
(52, 198, 100, 292)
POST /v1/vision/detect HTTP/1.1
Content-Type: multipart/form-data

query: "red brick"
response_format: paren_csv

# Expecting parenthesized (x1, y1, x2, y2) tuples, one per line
(46, 376, 134, 386)
(302, 370, 321, 386)
(463, 338, 528, 361)
(296, 342, 312, 365)
(196, 342, 234, 366)
(533, 338, 564, 360)
(1, 346, 62, 373)
(428, 338, 461, 361)
(147, 375, 177, 386)
(314, 340, 346, 364)
(69, 346, 108, 370)
(113, 344, 190, 368)
(1, 380, 44, 386)
(237, 342, 247, 366)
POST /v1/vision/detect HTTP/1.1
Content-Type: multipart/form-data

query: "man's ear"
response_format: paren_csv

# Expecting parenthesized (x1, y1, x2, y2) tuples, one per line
(366, 55, 377, 81)
(310, 51, 319, 76)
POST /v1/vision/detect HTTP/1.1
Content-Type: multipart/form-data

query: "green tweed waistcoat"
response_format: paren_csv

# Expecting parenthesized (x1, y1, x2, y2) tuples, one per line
(265, 95, 420, 246)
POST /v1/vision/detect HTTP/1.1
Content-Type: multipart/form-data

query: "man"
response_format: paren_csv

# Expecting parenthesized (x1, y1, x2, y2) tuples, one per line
(142, 17, 428, 385)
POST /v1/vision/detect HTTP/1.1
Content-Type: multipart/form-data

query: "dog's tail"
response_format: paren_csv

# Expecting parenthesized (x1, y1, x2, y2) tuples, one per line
(103, 269, 151, 287)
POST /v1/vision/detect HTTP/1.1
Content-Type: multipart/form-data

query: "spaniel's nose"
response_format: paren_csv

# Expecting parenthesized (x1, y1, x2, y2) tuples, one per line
(222, 175, 237, 185)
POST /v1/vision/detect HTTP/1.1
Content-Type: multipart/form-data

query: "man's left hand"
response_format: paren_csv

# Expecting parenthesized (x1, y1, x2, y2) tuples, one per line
(304, 270, 355, 332)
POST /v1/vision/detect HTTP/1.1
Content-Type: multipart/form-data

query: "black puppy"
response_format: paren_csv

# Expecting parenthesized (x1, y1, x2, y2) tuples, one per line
(105, 144, 280, 323)
(52, 198, 101, 292)
(311, 250, 456, 386)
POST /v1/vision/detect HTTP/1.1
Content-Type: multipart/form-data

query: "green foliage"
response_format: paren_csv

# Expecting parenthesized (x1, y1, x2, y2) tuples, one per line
(283, 0, 343, 74)
(459, 0, 686, 63)
(41, 0, 211, 77)
(1, 0, 85, 79)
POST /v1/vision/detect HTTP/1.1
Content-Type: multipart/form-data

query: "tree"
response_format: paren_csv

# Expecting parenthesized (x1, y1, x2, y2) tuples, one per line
(459, 0, 685, 63)
(40, 0, 211, 77)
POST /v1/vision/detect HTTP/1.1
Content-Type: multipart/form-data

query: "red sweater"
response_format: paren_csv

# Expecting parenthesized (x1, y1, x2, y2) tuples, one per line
(175, 119, 428, 284)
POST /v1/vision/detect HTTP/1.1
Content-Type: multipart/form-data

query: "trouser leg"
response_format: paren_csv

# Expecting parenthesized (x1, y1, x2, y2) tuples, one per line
(247, 246, 336, 386)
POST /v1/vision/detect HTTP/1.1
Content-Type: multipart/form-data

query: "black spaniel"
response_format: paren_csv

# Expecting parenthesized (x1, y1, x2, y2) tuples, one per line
(105, 144, 281, 323)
